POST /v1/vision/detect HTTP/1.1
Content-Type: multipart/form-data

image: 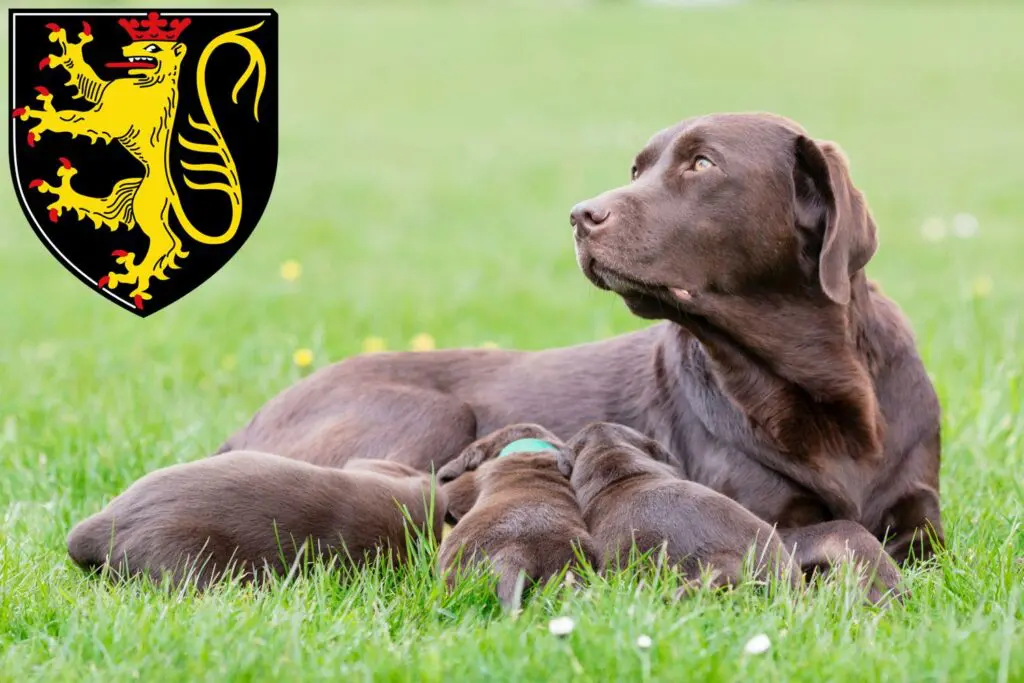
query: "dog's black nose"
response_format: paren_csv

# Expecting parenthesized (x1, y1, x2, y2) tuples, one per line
(570, 201, 610, 238)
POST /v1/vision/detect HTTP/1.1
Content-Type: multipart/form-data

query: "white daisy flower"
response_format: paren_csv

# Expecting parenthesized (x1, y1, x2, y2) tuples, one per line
(743, 633, 771, 655)
(548, 616, 575, 637)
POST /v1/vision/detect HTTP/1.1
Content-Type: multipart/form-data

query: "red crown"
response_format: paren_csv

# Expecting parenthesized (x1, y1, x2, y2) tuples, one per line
(117, 12, 191, 42)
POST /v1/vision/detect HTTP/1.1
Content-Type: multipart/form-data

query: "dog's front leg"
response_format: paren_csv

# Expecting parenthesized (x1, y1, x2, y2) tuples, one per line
(782, 520, 904, 605)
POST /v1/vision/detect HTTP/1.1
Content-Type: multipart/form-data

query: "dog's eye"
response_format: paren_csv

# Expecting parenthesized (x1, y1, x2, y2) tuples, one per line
(692, 156, 714, 172)
(630, 165, 639, 181)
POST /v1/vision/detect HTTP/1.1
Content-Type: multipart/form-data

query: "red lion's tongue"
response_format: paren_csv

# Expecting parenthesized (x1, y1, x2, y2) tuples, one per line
(105, 61, 156, 69)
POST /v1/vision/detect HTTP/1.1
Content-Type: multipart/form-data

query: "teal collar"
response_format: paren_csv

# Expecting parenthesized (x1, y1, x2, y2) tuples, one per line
(498, 438, 559, 458)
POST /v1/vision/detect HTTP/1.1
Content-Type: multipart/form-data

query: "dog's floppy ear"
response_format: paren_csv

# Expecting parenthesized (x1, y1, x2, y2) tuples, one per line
(563, 423, 605, 477)
(639, 436, 676, 465)
(612, 424, 676, 465)
(555, 446, 576, 478)
(436, 446, 483, 485)
(441, 470, 479, 524)
(793, 136, 878, 305)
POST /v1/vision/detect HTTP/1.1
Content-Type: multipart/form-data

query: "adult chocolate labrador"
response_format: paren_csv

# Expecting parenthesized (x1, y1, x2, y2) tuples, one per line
(218, 113, 943, 567)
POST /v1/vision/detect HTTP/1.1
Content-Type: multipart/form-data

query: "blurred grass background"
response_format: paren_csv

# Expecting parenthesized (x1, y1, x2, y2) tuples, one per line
(1, 1, 1022, 680)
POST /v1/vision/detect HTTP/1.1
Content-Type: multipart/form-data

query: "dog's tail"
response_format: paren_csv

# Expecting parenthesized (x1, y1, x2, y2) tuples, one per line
(491, 549, 534, 611)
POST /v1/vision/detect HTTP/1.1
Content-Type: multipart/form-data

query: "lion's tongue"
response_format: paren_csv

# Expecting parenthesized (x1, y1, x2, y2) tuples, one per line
(105, 61, 156, 69)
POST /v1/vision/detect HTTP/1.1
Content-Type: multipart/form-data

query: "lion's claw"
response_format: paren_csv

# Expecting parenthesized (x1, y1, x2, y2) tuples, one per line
(59, 157, 72, 169)
(12, 107, 26, 119)
(38, 56, 50, 70)
(82, 21, 92, 37)
(134, 295, 144, 310)
(28, 179, 44, 189)
(97, 275, 110, 289)
(45, 23, 60, 33)
(34, 88, 55, 113)
(112, 249, 128, 257)
(27, 131, 37, 147)
(48, 209, 58, 223)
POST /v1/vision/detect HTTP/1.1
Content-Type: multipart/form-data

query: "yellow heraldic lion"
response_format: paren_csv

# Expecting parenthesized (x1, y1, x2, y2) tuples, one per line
(12, 12, 266, 309)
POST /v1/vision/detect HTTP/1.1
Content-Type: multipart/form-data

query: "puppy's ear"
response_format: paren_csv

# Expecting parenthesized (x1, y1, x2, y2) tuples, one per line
(441, 470, 479, 523)
(793, 136, 878, 305)
(436, 447, 480, 485)
(555, 446, 576, 478)
(612, 425, 676, 465)
(639, 437, 676, 465)
(563, 422, 602, 474)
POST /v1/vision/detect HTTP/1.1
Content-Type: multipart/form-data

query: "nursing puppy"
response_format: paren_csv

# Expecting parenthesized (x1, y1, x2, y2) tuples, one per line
(66, 452, 445, 589)
(562, 422, 799, 590)
(436, 424, 597, 607)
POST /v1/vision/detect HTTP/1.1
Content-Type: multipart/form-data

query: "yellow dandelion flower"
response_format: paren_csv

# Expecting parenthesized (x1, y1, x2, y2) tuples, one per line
(362, 336, 387, 353)
(293, 348, 314, 368)
(480, 341, 499, 349)
(410, 333, 436, 352)
(971, 275, 993, 298)
(280, 259, 302, 282)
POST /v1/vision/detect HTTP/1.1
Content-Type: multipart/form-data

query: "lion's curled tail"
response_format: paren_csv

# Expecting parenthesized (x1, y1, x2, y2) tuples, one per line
(172, 21, 266, 245)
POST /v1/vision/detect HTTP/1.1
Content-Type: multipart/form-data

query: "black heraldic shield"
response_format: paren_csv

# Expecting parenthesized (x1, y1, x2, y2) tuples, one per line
(9, 9, 279, 316)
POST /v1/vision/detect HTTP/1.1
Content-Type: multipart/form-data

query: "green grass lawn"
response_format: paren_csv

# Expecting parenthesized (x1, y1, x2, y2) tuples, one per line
(1, 0, 1022, 680)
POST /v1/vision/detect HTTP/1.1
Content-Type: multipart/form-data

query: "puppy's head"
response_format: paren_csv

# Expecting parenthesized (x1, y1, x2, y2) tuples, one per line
(437, 423, 564, 524)
(437, 423, 563, 485)
(570, 112, 877, 321)
(562, 422, 678, 492)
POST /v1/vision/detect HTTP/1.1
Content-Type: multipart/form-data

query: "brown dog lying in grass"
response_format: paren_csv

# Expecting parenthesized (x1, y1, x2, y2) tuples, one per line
(560, 422, 801, 591)
(66, 452, 445, 589)
(436, 424, 598, 608)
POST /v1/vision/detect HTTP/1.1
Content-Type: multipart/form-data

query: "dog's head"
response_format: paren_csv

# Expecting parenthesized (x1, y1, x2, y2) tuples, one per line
(437, 423, 564, 484)
(560, 422, 678, 499)
(571, 113, 877, 319)
(436, 423, 564, 523)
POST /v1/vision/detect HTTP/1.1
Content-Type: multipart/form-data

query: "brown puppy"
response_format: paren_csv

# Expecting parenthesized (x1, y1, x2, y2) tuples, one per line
(436, 424, 598, 608)
(561, 422, 800, 590)
(218, 113, 942, 567)
(66, 452, 445, 589)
